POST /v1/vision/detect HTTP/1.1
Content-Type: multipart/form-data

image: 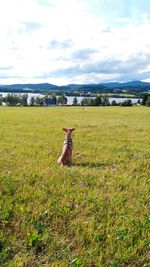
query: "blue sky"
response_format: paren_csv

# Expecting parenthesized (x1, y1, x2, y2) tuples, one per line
(0, 0, 150, 85)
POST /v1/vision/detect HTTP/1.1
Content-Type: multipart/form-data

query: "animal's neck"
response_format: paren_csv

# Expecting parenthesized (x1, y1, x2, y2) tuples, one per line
(66, 132, 71, 140)
(64, 132, 72, 146)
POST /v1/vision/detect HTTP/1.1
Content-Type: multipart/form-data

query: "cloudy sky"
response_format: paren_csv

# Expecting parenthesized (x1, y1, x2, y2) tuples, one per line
(1, 0, 150, 85)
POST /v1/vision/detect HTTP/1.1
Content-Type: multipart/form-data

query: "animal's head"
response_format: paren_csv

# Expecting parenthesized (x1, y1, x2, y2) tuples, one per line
(62, 128, 75, 133)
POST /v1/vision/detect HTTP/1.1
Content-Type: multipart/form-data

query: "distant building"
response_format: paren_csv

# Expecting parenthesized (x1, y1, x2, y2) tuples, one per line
(43, 99, 56, 106)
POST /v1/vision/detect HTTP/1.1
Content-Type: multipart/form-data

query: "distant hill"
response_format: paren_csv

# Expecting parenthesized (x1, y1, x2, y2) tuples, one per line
(0, 83, 59, 91)
(102, 81, 150, 88)
(65, 81, 150, 94)
(0, 81, 150, 94)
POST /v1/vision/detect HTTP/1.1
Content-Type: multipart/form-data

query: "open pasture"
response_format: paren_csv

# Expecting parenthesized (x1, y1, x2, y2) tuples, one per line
(0, 106, 150, 266)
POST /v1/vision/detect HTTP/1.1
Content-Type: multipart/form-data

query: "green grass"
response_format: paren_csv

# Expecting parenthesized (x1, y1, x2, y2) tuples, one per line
(0, 106, 150, 266)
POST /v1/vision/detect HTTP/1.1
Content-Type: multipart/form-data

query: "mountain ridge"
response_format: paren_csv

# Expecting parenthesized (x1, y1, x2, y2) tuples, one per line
(0, 80, 150, 94)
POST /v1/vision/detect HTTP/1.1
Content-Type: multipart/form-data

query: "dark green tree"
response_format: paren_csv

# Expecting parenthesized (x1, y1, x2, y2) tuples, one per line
(111, 100, 117, 106)
(3, 94, 20, 106)
(121, 99, 133, 106)
(21, 94, 28, 106)
(57, 95, 67, 106)
(81, 97, 91, 106)
(146, 97, 150, 107)
(51, 95, 57, 105)
(142, 94, 149, 105)
(101, 96, 110, 106)
(43, 94, 57, 105)
(30, 97, 35, 106)
(93, 95, 102, 106)
(73, 97, 78, 106)
(34, 97, 43, 106)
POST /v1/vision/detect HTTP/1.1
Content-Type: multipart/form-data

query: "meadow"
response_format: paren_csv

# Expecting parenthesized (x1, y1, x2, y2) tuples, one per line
(0, 106, 149, 267)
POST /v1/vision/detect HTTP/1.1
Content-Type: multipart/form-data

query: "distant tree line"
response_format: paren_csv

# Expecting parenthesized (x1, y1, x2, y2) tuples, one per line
(0, 94, 57, 106)
(0, 94, 28, 106)
(0, 93, 150, 107)
(79, 96, 110, 106)
(141, 94, 150, 106)
(73, 95, 150, 106)
(75, 96, 135, 106)
(0, 94, 68, 107)
(29, 95, 57, 106)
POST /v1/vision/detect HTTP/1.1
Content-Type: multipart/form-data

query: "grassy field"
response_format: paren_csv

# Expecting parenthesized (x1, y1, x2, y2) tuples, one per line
(0, 106, 150, 267)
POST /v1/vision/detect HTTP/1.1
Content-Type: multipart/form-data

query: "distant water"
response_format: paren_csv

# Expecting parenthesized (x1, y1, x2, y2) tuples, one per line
(0, 92, 142, 105)
(65, 96, 142, 105)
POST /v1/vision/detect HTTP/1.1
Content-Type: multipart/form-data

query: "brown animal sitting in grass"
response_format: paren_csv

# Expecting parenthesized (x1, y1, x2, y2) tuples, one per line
(57, 128, 75, 166)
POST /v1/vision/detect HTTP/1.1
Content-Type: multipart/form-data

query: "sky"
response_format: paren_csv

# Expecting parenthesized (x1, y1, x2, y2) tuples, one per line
(0, 0, 150, 85)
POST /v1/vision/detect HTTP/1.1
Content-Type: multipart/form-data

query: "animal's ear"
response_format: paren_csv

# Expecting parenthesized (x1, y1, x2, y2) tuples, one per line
(71, 128, 75, 131)
(62, 128, 67, 132)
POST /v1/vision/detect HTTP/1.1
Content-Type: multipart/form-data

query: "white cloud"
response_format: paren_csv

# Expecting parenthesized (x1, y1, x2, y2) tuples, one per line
(0, 0, 150, 84)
